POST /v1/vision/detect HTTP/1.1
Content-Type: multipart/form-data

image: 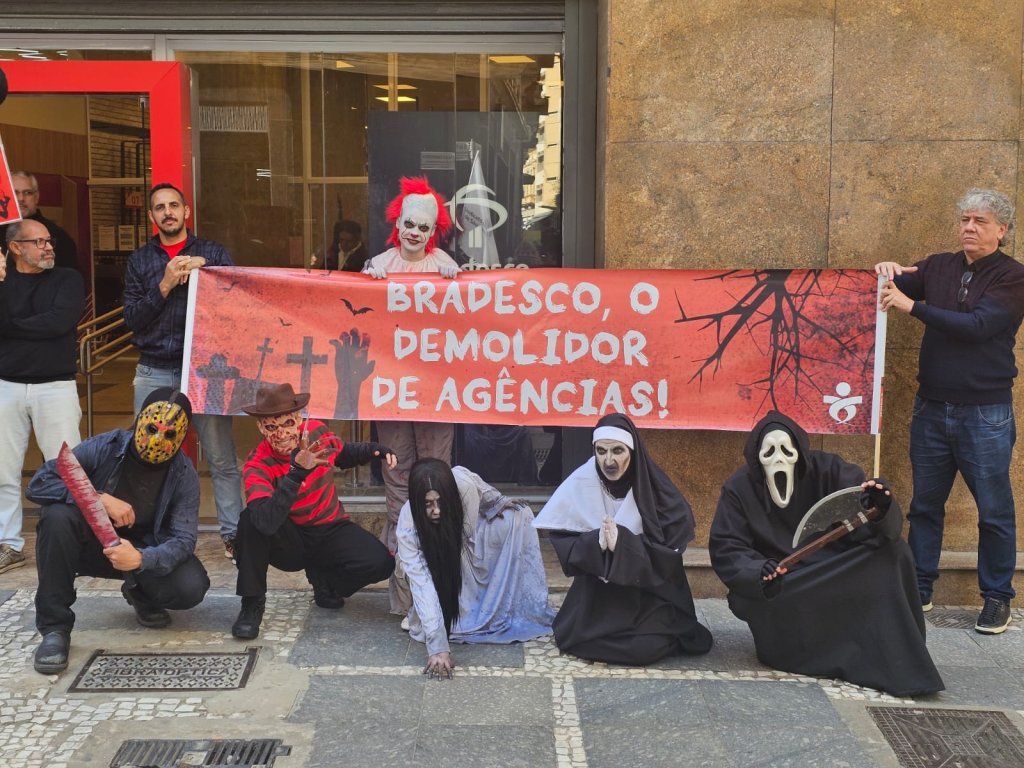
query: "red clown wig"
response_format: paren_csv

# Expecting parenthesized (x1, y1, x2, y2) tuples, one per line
(384, 176, 453, 253)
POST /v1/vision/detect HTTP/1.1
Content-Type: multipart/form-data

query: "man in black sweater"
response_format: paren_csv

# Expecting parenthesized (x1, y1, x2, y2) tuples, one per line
(876, 188, 1024, 635)
(0, 218, 85, 576)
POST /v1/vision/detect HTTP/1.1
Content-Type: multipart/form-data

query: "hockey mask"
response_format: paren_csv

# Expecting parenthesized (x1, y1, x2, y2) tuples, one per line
(759, 429, 798, 508)
(257, 410, 303, 455)
(134, 398, 189, 464)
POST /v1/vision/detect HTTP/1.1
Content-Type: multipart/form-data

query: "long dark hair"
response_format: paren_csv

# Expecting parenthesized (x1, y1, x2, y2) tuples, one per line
(408, 459, 464, 635)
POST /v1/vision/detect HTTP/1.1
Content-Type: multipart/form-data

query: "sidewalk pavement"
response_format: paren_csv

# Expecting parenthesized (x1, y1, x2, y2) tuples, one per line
(3, 533, 1024, 768)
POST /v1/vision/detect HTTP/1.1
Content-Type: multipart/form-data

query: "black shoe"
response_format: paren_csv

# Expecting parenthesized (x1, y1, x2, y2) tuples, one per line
(232, 596, 266, 639)
(34, 631, 70, 674)
(976, 597, 1012, 634)
(121, 582, 171, 629)
(312, 582, 345, 610)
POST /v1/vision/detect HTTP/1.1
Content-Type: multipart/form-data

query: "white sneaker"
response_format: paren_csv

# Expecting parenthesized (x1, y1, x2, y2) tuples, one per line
(400, 616, 410, 631)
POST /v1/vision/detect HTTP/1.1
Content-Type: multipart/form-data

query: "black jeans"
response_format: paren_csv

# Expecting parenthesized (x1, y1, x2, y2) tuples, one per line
(34, 503, 210, 634)
(235, 509, 394, 598)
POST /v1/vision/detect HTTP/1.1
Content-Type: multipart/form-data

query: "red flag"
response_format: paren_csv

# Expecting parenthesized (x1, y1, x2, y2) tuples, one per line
(0, 135, 21, 226)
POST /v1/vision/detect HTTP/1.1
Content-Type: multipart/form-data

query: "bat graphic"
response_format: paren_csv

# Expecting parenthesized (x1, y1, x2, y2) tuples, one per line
(220, 280, 240, 292)
(341, 298, 374, 316)
(278, 317, 293, 327)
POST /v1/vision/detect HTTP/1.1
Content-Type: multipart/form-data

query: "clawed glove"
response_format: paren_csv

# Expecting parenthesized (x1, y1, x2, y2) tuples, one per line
(439, 263, 461, 279)
(364, 264, 388, 279)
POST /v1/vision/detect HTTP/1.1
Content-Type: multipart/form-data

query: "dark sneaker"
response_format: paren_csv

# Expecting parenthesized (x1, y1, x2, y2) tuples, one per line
(223, 538, 237, 564)
(975, 597, 1011, 634)
(33, 631, 70, 674)
(0, 543, 26, 575)
(312, 581, 345, 610)
(232, 596, 266, 639)
(920, 594, 933, 613)
(121, 583, 171, 629)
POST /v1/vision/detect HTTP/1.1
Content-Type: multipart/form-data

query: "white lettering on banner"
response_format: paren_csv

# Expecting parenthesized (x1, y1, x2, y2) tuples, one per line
(393, 327, 650, 366)
(371, 376, 420, 409)
(433, 377, 670, 419)
(386, 279, 606, 316)
(630, 282, 660, 314)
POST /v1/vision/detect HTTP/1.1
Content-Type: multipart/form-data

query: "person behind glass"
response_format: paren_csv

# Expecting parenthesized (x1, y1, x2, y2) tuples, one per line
(876, 188, 1024, 635)
(397, 459, 555, 679)
(0, 219, 84, 578)
(29, 388, 210, 674)
(363, 177, 460, 619)
(533, 413, 713, 665)
(230, 383, 397, 640)
(123, 182, 244, 561)
(0, 171, 80, 275)
(324, 219, 370, 273)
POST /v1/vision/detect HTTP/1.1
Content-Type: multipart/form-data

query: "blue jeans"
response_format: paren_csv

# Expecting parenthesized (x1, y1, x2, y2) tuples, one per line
(908, 396, 1017, 602)
(133, 364, 242, 539)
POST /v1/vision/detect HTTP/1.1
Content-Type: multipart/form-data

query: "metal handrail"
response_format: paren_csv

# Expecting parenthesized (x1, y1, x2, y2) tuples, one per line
(78, 306, 135, 437)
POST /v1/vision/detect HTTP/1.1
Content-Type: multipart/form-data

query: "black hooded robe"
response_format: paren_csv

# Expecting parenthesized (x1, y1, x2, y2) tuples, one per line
(539, 413, 713, 665)
(709, 411, 943, 697)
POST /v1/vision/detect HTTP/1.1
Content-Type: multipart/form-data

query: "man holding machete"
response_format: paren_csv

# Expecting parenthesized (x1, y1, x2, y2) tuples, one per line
(27, 388, 209, 675)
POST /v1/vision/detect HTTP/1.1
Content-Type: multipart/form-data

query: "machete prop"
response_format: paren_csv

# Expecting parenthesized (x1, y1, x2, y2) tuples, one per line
(56, 443, 139, 587)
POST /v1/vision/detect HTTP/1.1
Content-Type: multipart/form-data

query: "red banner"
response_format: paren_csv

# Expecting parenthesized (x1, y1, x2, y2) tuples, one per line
(0, 136, 22, 226)
(184, 267, 884, 434)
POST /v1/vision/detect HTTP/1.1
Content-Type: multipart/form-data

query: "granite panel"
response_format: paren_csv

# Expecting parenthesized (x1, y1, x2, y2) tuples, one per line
(699, 679, 843, 726)
(931, 665, 1024, 708)
(833, 0, 1022, 141)
(607, 0, 834, 143)
(419, 678, 552, 727)
(575, 679, 710, 727)
(289, 593, 412, 667)
(716, 722, 874, 768)
(414, 726, 555, 768)
(290, 674, 424, 724)
(827, 141, 1018, 270)
(582, 724, 730, 768)
(306, 722, 418, 768)
(924, 627, 998, 668)
(604, 142, 830, 271)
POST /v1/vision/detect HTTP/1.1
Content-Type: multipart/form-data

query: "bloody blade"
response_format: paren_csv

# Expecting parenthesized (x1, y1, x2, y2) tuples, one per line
(56, 442, 121, 549)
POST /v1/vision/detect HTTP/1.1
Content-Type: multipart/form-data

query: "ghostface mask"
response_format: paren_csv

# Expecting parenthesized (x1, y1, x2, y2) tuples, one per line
(759, 428, 798, 508)
(134, 396, 190, 464)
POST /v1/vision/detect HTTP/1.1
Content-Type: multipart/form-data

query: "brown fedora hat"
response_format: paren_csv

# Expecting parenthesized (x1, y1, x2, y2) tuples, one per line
(241, 382, 310, 417)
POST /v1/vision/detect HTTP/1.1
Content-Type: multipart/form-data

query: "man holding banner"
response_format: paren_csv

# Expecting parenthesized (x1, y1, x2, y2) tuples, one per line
(123, 183, 244, 560)
(363, 177, 461, 618)
(877, 188, 1024, 635)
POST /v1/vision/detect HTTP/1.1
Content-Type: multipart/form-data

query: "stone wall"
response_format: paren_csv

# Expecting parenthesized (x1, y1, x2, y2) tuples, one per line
(601, 0, 1024, 555)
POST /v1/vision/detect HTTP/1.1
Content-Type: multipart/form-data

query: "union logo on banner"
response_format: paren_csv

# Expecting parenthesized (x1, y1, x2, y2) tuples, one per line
(0, 135, 21, 226)
(183, 267, 887, 435)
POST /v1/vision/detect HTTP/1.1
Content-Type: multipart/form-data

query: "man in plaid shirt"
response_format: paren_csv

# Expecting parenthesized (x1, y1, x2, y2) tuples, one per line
(123, 183, 243, 559)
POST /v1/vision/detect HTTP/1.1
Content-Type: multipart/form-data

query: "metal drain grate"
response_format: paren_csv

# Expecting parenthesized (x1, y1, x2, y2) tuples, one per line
(925, 610, 978, 630)
(70, 648, 258, 692)
(869, 707, 1024, 767)
(111, 738, 290, 767)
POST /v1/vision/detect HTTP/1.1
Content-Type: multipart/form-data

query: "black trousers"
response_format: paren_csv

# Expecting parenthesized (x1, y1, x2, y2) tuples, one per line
(235, 509, 394, 598)
(35, 503, 210, 634)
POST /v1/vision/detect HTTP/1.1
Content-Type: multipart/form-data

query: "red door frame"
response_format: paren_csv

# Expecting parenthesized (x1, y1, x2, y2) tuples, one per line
(1, 61, 193, 220)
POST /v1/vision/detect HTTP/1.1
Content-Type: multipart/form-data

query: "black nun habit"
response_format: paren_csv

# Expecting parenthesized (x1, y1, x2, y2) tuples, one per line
(534, 413, 712, 665)
(709, 410, 943, 696)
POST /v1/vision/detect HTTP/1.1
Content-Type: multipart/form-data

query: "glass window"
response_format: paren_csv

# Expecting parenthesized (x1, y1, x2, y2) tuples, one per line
(176, 48, 564, 487)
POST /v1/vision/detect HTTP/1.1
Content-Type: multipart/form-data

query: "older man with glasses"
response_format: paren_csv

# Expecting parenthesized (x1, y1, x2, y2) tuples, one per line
(876, 188, 1024, 635)
(0, 172, 80, 275)
(0, 218, 85, 576)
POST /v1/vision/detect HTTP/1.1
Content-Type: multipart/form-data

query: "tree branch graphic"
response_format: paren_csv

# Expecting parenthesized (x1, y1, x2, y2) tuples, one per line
(674, 269, 873, 414)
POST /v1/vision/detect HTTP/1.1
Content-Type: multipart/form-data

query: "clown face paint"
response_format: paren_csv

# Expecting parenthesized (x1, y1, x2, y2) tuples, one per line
(424, 489, 442, 524)
(257, 410, 303, 455)
(396, 211, 436, 257)
(594, 439, 631, 482)
(759, 429, 798, 508)
(134, 400, 189, 464)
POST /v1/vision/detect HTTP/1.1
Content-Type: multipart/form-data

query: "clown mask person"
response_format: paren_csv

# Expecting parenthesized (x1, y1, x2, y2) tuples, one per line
(362, 178, 460, 618)
(363, 176, 460, 279)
